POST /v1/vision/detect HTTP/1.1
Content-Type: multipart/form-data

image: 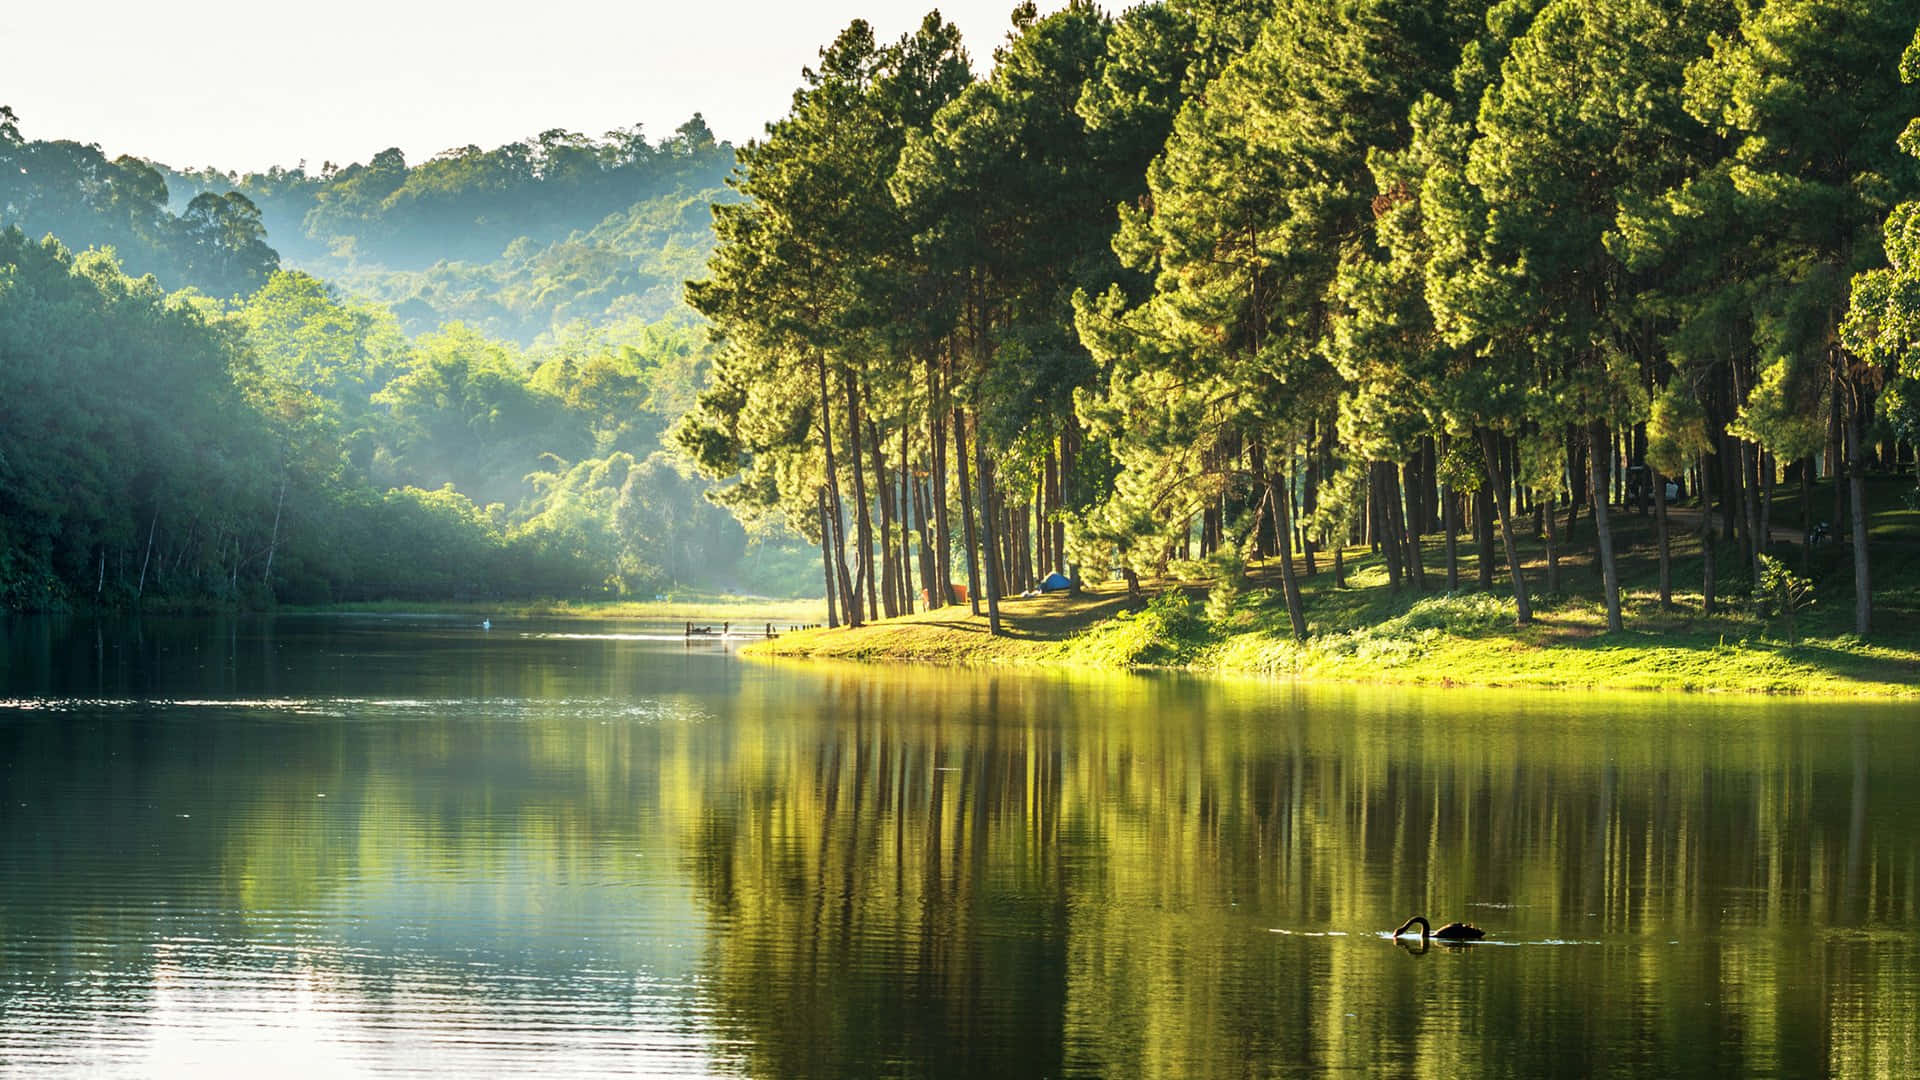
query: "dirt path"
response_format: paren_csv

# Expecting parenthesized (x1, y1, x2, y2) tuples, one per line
(1659, 504, 1810, 546)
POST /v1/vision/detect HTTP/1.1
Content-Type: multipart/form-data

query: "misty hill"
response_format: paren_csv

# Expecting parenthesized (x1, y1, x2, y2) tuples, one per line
(0, 106, 279, 299)
(0, 107, 826, 612)
(156, 116, 735, 344)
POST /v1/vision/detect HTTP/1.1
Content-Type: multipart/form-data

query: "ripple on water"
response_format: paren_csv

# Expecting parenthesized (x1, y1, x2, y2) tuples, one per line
(0, 697, 703, 724)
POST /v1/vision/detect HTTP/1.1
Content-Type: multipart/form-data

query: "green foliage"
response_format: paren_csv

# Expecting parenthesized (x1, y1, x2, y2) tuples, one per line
(1645, 383, 1712, 478)
(324, 185, 730, 345)
(1728, 356, 1829, 462)
(1059, 590, 1208, 667)
(1201, 552, 1251, 623)
(0, 230, 270, 608)
(0, 217, 778, 609)
(152, 116, 735, 345)
(1757, 553, 1815, 642)
(1287, 592, 1514, 667)
(0, 108, 279, 297)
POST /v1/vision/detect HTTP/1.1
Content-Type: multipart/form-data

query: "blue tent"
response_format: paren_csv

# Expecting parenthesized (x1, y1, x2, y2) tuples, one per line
(1039, 571, 1072, 593)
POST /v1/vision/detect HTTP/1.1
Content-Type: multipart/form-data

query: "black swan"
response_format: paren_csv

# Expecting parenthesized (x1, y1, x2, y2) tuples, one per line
(1393, 915, 1485, 942)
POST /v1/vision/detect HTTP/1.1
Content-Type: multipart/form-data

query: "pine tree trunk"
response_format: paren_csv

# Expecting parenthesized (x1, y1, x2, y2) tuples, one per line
(1399, 460, 1425, 591)
(818, 488, 840, 629)
(1653, 468, 1672, 610)
(1301, 450, 1319, 575)
(1566, 430, 1586, 544)
(1421, 436, 1440, 532)
(1588, 421, 1623, 632)
(1373, 463, 1405, 589)
(1542, 492, 1561, 595)
(1061, 422, 1078, 586)
(1759, 451, 1773, 572)
(1007, 499, 1020, 597)
(1721, 431, 1742, 548)
(1699, 450, 1717, 615)
(973, 411, 1004, 636)
(866, 414, 898, 619)
(953, 404, 981, 617)
(898, 423, 915, 614)
(817, 354, 859, 626)
(1739, 435, 1761, 589)
(1845, 398, 1873, 636)
(1267, 466, 1307, 639)
(1475, 484, 1496, 590)
(1041, 444, 1057, 574)
(844, 370, 878, 622)
(914, 475, 937, 608)
(1025, 499, 1038, 588)
(1443, 482, 1459, 591)
(1612, 428, 1625, 508)
(929, 366, 953, 608)
(1478, 428, 1533, 626)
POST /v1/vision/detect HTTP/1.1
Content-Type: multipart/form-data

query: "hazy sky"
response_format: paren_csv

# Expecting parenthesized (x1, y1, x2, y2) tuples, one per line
(6, 1, 1072, 173)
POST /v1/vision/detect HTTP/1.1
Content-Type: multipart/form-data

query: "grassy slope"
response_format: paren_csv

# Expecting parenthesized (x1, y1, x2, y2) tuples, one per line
(749, 475, 1920, 697)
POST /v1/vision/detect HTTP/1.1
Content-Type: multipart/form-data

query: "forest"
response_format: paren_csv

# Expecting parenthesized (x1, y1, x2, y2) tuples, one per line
(155, 116, 734, 344)
(9, 0, 1920, 627)
(0, 105, 798, 610)
(679, 0, 1920, 639)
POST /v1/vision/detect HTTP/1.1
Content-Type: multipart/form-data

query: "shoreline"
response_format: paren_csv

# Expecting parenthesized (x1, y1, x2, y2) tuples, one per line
(741, 575, 1920, 700)
(4, 596, 829, 628)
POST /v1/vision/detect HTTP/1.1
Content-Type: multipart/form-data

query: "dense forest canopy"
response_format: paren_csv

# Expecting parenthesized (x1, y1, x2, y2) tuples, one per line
(0, 106, 279, 299)
(154, 115, 736, 345)
(0, 105, 809, 610)
(681, 0, 1920, 639)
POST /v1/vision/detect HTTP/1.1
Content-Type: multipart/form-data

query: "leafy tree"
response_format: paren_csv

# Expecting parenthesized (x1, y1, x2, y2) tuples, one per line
(1, 109, 279, 297)
(1676, 0, 1920, 635)
(689, 15, 972, 627)
(1424, 0, 1721, 631)
(894, 1, 1121, 633)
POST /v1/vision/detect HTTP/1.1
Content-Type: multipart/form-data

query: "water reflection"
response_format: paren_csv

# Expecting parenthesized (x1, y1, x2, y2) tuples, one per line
(1, 616, 1917, 1077)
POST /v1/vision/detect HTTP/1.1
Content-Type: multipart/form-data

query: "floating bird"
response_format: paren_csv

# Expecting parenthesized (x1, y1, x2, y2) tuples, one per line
(1393, 915, 1485, 942)
(481, 619, 491, 631)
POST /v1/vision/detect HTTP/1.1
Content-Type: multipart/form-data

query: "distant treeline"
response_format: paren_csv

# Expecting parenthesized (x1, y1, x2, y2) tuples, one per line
(0, 106, 278, 299)
(158, 117, 736, 344)
(682, 0, 1920, 639)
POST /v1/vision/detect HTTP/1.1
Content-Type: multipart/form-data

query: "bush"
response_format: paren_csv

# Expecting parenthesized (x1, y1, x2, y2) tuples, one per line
(1060, 590, 1209, 667)
(1757, 555, 1815, 643)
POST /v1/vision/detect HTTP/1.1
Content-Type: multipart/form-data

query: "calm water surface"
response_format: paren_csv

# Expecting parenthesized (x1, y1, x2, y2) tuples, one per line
(1, 614, 1917, 1077)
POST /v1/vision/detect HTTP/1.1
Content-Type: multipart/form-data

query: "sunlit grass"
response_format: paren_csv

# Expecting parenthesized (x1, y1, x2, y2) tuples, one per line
(756, 474, 1920, 697)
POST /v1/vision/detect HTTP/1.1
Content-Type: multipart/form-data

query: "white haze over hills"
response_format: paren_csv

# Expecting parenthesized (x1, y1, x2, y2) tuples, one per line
(7, 0, 1072, 173)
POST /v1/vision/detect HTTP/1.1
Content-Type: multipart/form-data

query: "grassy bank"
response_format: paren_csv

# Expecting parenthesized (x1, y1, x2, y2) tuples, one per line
(748, 476, 1920, 697)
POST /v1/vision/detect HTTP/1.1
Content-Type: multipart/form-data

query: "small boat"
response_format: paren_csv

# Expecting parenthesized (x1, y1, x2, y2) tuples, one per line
(1392, 915, 1485, 942)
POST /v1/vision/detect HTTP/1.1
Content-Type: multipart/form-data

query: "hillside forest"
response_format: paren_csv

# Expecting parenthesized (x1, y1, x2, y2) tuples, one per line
(680, 0, 1920, 638)
(0, 105, 797, 609)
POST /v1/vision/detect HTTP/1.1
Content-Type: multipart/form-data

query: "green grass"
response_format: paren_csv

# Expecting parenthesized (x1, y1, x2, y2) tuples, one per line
(742, 587, 1134, 664)
(753, 473, 1920, 697)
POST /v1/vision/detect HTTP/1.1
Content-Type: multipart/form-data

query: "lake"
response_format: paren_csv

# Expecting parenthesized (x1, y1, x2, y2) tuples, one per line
(1, 614, 1916, 1077)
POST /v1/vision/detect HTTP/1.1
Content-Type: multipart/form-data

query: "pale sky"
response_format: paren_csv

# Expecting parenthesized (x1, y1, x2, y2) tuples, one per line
(6, 0, 1074, 173)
